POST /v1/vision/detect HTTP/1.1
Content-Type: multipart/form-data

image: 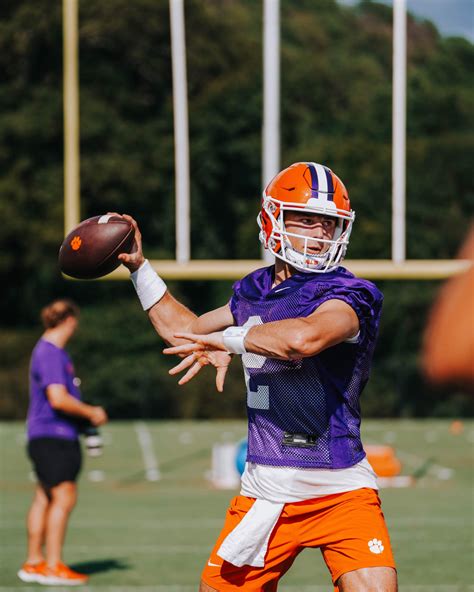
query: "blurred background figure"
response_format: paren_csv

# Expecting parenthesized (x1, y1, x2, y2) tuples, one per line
(18, 299, 108, 586)
(423, 227, 474, 387)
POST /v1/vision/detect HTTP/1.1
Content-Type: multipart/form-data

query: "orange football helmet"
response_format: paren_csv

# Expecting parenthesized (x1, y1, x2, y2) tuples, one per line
(258, 162, 355, 273)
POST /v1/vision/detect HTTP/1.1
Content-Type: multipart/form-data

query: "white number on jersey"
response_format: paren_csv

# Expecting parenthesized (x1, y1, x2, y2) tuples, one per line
(242, 316, 269, 410)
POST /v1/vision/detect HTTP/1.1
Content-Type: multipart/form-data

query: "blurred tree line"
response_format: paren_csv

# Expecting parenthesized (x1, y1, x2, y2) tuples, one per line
(0, 0, 472, 420)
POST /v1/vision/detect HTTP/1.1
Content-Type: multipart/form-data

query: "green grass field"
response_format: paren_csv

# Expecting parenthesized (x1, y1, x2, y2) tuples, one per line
(1, 419, 473, 591)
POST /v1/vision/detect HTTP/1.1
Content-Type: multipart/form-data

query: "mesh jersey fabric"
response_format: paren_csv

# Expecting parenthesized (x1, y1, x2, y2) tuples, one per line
(229, 265, 383, 469)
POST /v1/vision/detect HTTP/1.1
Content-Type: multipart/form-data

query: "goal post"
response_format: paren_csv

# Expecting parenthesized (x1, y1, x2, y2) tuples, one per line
(93, 259, 471, 281)
(62, 0, 471, 282)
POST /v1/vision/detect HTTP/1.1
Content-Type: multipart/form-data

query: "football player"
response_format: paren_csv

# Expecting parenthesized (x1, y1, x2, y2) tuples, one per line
(118, 162, 397, 592)
(19, 300, 108, 586)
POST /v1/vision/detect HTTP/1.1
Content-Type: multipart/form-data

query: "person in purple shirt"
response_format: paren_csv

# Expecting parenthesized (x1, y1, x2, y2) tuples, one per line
(117, 162, 397, 592)
(18, 299, 108, 586)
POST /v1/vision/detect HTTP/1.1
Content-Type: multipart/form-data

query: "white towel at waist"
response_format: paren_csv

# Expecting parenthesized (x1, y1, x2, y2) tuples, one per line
(217, 499, 284, 568)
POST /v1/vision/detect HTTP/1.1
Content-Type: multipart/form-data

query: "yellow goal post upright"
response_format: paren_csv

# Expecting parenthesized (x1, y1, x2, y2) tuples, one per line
(62, 0, 470, 282)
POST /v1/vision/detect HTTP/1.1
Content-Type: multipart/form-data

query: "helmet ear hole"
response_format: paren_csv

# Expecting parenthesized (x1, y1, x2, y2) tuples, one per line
(258, 198, 283, 252)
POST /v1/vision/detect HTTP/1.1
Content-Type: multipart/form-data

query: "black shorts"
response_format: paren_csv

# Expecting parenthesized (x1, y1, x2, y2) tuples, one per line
(28, 437, 82, 488)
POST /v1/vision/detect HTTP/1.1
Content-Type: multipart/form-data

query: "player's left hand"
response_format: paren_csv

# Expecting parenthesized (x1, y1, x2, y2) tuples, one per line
(163, 332, 231, 392)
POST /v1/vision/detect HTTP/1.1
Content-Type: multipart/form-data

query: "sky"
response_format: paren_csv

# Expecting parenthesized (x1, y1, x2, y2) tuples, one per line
(338, 0, 474, 41)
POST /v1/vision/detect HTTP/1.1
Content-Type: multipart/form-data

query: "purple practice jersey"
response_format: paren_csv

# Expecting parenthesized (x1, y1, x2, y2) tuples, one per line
(230, 265, 383, 469)
(27, 338, 82, 441)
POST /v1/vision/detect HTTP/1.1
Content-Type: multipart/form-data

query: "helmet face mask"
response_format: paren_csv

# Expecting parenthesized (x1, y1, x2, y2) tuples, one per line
(258, 162, 355, 273)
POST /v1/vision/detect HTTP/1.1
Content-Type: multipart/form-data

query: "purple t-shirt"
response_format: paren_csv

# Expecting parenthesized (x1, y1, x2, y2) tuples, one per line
(27, 338, 82, 441)
(230, 265, 383, 469)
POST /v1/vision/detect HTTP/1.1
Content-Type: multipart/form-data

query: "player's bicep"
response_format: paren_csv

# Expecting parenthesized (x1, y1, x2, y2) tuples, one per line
(307, 299, 360, 347)
(38, 351, 67, 390)
(191, 304, 234, 334)
(46, 384, 69, 408)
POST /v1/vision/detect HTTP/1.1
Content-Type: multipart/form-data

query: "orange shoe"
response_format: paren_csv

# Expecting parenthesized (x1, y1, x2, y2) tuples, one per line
(17, 561, 46, 583)
(37, 562, 89, 586)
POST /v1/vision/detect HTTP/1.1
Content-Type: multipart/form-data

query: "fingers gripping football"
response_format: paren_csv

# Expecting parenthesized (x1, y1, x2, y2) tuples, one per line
(116, 214, 145, 272)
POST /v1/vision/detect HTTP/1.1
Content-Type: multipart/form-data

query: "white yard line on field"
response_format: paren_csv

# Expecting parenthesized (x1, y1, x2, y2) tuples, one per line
(134, 421, 161, 481)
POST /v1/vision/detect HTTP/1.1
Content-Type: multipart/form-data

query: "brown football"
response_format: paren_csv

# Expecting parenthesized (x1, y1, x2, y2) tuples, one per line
(59, 215, 135, 279)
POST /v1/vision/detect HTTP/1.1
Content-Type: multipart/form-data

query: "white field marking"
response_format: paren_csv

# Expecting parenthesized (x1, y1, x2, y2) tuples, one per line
(134, 421, 161, 481)
(88, 469, 105, 482)
(178, 431, 193, 444)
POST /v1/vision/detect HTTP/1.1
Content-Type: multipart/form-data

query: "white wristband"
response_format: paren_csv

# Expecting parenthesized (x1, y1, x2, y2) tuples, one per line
(222, 326, 250, 355)
(130, 259, 167, 311)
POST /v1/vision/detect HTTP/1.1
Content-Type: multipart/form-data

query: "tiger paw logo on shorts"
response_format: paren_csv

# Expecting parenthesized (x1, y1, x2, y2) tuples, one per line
(368, 538, 384, 554)
(70, 236, 82, 251)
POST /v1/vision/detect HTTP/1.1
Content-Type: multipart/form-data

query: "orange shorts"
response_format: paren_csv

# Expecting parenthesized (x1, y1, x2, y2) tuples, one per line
(201, 488, 396, 592)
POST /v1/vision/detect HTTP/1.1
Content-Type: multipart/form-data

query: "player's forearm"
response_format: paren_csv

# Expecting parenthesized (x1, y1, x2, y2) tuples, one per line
(148, 292, 197, 345)
(243, 314, 355, 360)
(244, 318, 327, 360)
(49, 392, 95, 420)
(149, 299, 234, 346)
(240, 303, 358, 359)
(190, 305, 235, 335)
(129, 260, 198, 344)
(130, 260, 234, 346)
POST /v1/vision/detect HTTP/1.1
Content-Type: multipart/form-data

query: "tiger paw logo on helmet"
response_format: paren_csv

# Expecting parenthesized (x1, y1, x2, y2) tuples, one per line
(258, 162, 355, 273)
(70, 236, 82, 251)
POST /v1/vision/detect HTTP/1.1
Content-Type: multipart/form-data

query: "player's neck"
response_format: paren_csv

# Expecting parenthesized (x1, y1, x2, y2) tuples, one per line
(272, 260, 295, 287)
(42, 327, 69, 349)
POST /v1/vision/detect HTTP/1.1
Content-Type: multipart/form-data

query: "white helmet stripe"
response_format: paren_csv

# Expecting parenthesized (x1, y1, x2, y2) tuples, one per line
(307, 161, 333, 201)
(313, 162, 328, 195)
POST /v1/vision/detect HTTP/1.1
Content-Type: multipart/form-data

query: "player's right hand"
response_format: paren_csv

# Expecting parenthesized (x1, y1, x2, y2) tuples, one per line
(89, 406, 108, 426)
(164, 347, 232, 392)
(112, 213, 145, 273)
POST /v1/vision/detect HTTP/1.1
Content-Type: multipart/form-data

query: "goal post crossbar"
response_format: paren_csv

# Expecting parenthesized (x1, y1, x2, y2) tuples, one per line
(79, 259, 471, 281)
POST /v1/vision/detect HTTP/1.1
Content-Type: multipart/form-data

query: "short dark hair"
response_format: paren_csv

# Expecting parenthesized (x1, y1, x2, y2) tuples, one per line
(41, 299, 80, 329)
